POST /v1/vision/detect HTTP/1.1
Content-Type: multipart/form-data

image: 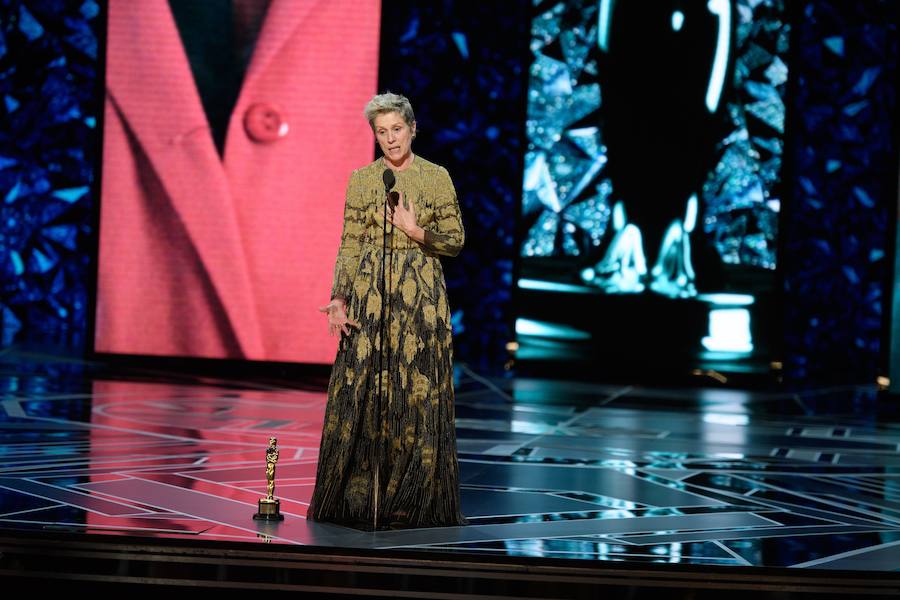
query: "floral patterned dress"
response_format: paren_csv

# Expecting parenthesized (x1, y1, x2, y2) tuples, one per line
(306, 155, 469, 529)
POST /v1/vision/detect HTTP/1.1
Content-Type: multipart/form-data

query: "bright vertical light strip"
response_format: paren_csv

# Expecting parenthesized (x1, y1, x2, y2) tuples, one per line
(672, 10, 685, 32)
(684, 193, 698, 233)
(705, 0, 731, 113)
(598, 0, 615, 52)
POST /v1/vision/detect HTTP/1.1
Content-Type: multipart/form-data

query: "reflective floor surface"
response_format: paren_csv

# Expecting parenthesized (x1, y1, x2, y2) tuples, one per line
(1, 350, 898, 571)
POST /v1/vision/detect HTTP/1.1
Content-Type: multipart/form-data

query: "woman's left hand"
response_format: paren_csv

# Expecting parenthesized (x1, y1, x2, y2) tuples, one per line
(388, 190, 418, 235)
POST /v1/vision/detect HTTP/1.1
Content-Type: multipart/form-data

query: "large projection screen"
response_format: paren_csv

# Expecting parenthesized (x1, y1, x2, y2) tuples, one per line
(94, 0, 381, 364)
(517, 0, 789, 374)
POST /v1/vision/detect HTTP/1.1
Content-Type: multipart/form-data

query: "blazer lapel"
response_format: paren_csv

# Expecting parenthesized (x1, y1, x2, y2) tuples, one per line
(238, 0, 325, 95)
(105, 0, 265, 357)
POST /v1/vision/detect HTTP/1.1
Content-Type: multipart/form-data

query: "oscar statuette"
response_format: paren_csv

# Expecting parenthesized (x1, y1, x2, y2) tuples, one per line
(253, 436, 285, 521)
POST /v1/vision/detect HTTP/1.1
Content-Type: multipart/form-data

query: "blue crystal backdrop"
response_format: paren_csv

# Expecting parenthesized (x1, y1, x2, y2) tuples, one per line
(523, 1, 608, 259)
(703, 0, 787, 271)
(0, 1, 101, 349)
(785, 0, 898, 385)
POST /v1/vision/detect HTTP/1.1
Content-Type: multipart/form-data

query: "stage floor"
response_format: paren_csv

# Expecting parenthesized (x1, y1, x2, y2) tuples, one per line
(1, 350, 898, 572)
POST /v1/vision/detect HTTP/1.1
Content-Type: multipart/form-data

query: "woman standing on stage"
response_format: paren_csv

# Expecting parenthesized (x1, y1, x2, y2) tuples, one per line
(307, 92, 469, 530)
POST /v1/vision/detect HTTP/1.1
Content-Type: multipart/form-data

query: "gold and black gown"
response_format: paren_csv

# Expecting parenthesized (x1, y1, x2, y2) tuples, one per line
(307, 155, 469, 529)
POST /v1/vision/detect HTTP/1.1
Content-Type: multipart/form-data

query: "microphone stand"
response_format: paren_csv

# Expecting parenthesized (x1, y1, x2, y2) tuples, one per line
(374, 172, 396, 530)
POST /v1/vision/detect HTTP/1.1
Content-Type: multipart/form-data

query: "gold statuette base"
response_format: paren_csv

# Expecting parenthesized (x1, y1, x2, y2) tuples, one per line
(253, 497, 284, 521)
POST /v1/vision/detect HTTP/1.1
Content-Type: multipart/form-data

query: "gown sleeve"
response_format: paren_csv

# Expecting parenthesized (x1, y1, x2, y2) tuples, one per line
(420, 166, 465, 257)
(330, 169, 367, 301)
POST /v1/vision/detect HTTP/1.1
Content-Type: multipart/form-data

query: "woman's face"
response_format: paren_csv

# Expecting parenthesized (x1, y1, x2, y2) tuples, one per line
(374, 111, 415, 167)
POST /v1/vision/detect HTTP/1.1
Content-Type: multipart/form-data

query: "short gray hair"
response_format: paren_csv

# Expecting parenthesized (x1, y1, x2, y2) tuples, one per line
(364, 92, 416, 131)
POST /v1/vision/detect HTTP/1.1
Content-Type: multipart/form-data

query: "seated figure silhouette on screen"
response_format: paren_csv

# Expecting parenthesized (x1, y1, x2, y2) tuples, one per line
(586, 0, 734, 298)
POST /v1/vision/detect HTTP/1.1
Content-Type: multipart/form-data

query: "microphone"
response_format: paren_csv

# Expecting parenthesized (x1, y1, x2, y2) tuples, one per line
(382, 168, 395, 191)
(382, 168, 400, 207)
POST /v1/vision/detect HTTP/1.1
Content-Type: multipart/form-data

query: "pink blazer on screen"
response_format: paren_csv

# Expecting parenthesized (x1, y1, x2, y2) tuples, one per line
(97, 0, 380, 363)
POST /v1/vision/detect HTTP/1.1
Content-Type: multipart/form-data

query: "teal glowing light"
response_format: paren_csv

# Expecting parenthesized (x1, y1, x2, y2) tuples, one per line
(702, 413, 749, 426)
(702, 308, 753, 353)
(705, 0, 731, 113)
(510, 419, 554, 434)
(697, 293, 755, 307)
(684, 193, 697, 233)
(516, 318, 592, 340)
(9, 250, 24, 276)
(518, 279, 594, 294)
(672, 10, 684, 32)
(598, 0, 615, 52)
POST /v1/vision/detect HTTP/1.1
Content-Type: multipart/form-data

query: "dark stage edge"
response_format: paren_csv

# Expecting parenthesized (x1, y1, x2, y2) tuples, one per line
(1, 349, 900, 597)
(1, 531, 898, 598)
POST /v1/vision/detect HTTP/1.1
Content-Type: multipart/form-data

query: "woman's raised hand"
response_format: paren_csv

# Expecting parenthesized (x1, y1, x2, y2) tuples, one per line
(388, 190, 417, 234)
(318, 299, 360, 338)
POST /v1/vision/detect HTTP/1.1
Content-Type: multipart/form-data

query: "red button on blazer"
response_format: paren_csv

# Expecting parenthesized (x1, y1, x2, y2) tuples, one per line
(243, 102, 289, 143)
